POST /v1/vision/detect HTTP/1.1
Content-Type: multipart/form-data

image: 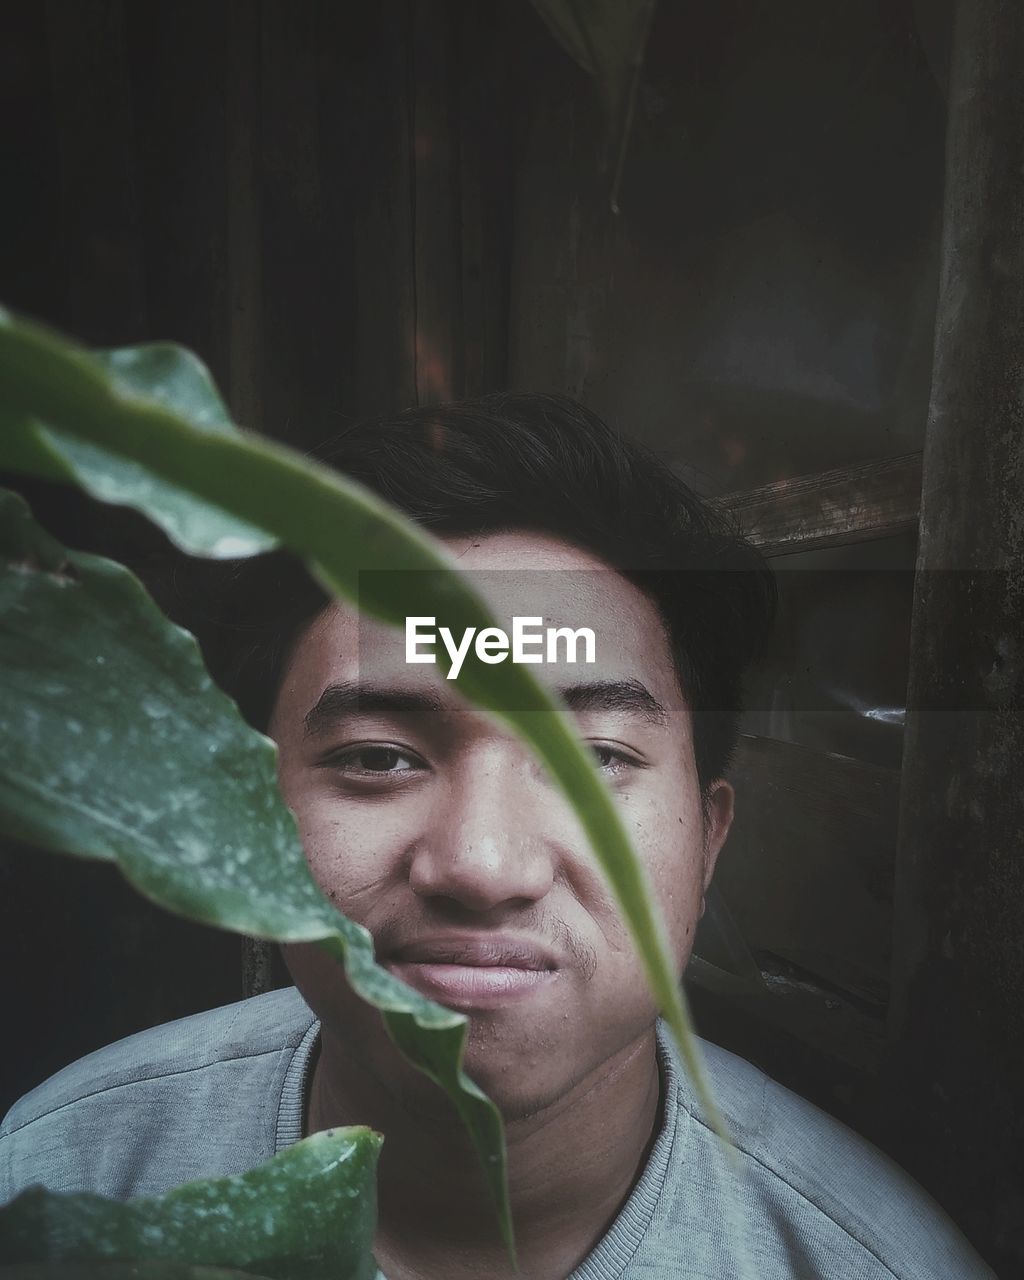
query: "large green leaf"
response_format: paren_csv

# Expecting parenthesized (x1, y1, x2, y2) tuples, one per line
(0, 1128, 380, 1280)
(1, 340, 275, 558)
(0, 310, 728, 1188)
(528, 0, 657, 210)
(0, 490, 507, 1250)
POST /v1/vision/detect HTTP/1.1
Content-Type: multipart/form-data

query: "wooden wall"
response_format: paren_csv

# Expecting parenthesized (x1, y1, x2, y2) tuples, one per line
(3, 1, 517, 444)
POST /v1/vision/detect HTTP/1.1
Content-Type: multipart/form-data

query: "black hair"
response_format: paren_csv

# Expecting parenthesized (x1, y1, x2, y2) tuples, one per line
(205, 393, 776, 794)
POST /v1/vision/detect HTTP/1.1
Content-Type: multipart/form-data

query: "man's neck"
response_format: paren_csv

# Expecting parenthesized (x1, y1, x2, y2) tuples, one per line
(307, 1027, 663, 1280)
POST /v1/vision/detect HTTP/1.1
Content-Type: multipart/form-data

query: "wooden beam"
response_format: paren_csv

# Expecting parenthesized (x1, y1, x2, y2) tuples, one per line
(885, 0, 1024, 1268)
(714, 452, 922, 557)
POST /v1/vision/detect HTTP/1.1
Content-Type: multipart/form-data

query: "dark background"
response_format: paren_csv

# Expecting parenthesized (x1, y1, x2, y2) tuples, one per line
(2, 1, 1020, 1275)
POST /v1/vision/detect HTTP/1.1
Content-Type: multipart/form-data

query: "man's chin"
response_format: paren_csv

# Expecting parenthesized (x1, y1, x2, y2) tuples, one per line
(453, 1018, 579, 1120)
(286, 943, 594, 1121)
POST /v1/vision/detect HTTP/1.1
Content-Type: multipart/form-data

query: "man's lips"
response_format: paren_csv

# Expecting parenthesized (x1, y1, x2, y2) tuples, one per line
(386, 935, 557, 969)
(382, 935, 559, 1010)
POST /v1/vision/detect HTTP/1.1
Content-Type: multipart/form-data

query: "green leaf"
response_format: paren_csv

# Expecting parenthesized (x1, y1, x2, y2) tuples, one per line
(0, 490, 508, 1252)
(0, 309, 731, 1228)
(528, 0, 657, 211)
(0, 1128, 380, 1280)
(1, 337, 276, 559)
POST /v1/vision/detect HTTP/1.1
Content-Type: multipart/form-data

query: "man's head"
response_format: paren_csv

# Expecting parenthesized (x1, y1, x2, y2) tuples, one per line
(221, 393, 775, 1117)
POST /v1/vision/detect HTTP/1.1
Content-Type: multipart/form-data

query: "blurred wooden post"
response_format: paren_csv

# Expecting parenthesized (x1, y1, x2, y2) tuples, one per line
(242, 937, 276, 999)
(411, 2, 459, 405)
(889, 0, 1024, 1268)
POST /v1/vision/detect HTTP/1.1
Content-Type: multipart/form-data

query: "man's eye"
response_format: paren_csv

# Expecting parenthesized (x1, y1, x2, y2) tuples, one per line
(589, 742, 638, 773)
(331, 745, 425, 775)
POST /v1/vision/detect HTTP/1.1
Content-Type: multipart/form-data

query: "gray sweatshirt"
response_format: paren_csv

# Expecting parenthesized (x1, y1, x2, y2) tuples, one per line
(0, 986, 995, 1279)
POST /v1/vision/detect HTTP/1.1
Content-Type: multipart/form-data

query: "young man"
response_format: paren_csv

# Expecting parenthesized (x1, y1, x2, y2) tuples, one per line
(1, 395, 993, 1279)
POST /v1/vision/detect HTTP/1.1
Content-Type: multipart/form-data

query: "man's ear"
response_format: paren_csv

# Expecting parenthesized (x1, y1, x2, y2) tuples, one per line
(701, 778, 735, 890)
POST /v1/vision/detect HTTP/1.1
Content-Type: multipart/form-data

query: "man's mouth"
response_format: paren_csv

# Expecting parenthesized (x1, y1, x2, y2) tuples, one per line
(382, 934, 559, 1011)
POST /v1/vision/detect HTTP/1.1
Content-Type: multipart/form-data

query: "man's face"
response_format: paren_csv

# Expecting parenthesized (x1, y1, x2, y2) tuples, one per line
(271, 531, 732, 1120)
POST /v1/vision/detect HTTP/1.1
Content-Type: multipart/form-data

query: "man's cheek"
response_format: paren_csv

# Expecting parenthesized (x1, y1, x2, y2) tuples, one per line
(294, 809, 402, 910)
(304, 851, 395, 916)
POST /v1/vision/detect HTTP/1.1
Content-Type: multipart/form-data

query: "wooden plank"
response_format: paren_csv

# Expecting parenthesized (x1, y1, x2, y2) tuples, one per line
(707, 733, 899, 1008)
(259, 0, 417, 441)
(412, 1, 460, 404)
(454, 3, 514, 396)
(687, 957, 888, 1077)
(125, 0, 230, 385)
(505, 17, 616, 398)
(257, 0, 329, 448)
(44, 0, 147, 343)
(318, 2, 417, 423)
(259, 0, 417, 438)
(714, 452, 922, 557)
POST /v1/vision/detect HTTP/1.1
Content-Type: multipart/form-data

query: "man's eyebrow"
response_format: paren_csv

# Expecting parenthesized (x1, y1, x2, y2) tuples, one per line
(303, 681, 445, 737)
(558, 679, 669, 725)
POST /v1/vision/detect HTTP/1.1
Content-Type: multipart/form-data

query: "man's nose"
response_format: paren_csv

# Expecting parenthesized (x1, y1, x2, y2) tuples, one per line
(407, 750, 557, 912)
